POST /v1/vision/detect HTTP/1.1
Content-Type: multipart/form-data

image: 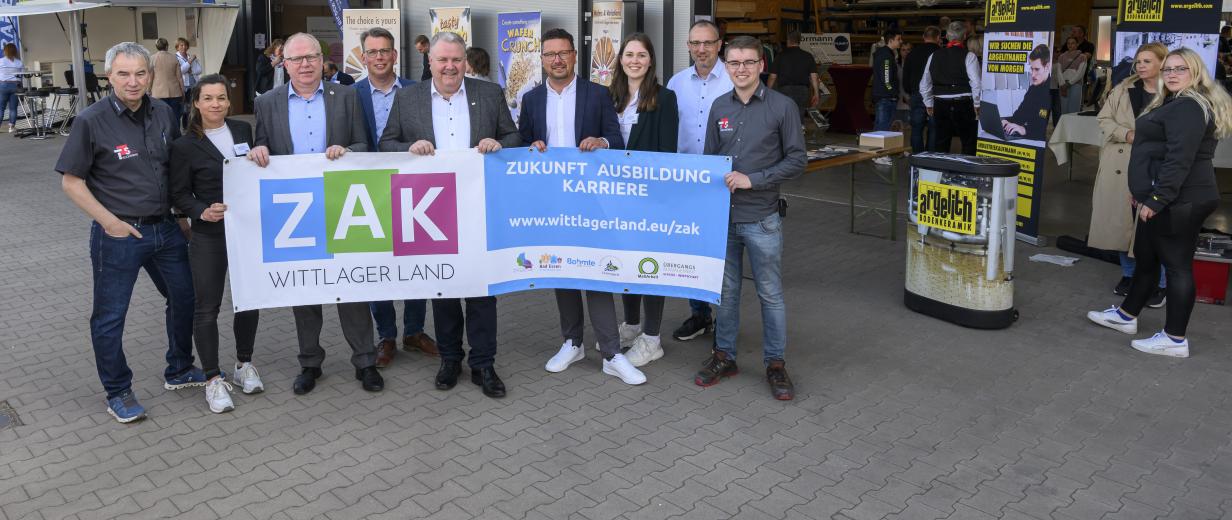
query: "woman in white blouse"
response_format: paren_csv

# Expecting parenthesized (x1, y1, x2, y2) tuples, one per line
(0, 43, 23, 133)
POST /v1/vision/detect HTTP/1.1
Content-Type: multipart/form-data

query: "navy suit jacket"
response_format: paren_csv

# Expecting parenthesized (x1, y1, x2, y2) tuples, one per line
(518, 77, 623, 148)
(355, 76, 416, 150)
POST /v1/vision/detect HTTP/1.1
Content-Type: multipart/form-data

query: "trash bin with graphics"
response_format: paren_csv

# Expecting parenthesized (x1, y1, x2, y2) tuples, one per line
(904, 152, 1020, 329)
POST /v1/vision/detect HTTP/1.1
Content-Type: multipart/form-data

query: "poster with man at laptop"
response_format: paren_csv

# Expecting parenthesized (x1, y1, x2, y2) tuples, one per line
(978, 32, 1053, 146)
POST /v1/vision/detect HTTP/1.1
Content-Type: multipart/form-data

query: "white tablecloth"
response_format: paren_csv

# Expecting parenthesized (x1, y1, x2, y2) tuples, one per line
(1048, 113, 1232, 168)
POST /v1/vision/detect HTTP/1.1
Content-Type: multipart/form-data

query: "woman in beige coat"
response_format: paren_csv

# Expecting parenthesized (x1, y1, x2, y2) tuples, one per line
(150, 38, 185, 128)
(1090, 42, 1167, 302)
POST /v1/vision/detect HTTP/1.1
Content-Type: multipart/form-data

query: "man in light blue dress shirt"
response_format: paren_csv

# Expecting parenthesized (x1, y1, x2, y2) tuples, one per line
(664, 19, 733, 343)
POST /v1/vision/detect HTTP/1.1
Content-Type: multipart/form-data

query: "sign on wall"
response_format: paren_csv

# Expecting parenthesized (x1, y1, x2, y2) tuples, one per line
(430, 6, 471, 46)
(497, 11, 542, 124)
(342, 9, 401, 82)
(800, 33, 852, 64)
(590, 1, 624, 86)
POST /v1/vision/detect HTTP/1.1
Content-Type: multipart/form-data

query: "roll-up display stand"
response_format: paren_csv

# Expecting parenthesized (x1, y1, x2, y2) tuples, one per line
(904, 153, 1021, 329)
(583, 0, 643, 87)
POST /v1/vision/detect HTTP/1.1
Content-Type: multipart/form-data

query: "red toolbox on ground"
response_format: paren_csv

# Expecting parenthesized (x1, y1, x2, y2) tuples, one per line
(1193, 255, 1231, 305)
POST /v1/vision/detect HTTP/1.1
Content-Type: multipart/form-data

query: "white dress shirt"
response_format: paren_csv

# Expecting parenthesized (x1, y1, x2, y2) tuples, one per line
(666, 63, 734, 154)
(618, 91, 640, 145)
(431, 80, 471, 151)
(919, 51, 982, 108)
(545, 76, 578, 147)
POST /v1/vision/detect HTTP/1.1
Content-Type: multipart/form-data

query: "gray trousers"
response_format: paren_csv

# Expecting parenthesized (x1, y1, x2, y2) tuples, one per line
(293, 302, 376, 370)
(555, 289, 620, 358)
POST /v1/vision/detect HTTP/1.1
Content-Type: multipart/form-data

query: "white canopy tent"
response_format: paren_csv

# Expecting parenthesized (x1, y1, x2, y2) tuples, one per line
(0, 0, 239, 111)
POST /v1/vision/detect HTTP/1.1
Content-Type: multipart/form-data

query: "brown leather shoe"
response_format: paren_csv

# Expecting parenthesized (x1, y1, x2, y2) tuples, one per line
(375, 339, 396, 368)
(403, 332, 439, 357)
(766, 361, 794, 401)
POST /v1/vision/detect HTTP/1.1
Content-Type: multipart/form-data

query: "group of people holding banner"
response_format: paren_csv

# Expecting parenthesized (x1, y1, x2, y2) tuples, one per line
(56, 18, 807, 423)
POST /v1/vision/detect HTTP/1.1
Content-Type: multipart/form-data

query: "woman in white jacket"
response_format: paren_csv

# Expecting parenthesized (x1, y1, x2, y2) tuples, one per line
(1055, 36, 1087, 114)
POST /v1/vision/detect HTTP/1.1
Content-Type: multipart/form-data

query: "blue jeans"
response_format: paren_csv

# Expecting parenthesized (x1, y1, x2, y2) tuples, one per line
(909, 93, 935, 153)
(0, 82, 19, 125)
(715, 212, 786, 364)
(370, 299, 427, 340)
(89, 220, 196, 398)
(874, 97, 897, 131)
(1118, 252, 1166, 288)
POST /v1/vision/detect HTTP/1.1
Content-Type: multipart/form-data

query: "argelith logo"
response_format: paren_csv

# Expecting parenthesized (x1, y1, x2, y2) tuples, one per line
(987, 0, 1017, 24)
(1120, 0, 1163, 23)
(515, 252, 532, 270)
(638, 257, 659, 275)
(259, 170, 458, 262)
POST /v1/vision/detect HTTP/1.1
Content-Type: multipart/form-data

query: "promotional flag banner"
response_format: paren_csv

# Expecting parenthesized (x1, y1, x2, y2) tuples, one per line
(341, 9, 401, 81)
(497, 11, 542, 124)
(1, 0, 21, 51)
(430, 7, 471, 46)
(223, 150, 732, 312)
(589, 1, 624, 86)
(977, 0, 1056, 243)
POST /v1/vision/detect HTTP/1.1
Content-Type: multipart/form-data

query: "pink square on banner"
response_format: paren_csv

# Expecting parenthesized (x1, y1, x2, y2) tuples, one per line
(391, 172, 458, 256)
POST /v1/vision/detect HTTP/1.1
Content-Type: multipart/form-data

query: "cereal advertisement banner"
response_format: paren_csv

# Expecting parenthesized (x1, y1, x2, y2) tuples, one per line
(341, 9, 401, 82)
(223, 149, 732, 312)
(497, 11, 542, 125)
(430, 6, 471, 46)
(589, 1, 624, 86)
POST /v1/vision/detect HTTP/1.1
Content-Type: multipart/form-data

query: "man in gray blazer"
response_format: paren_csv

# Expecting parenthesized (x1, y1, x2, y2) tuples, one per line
(246, 32, 383, 395)
(380, 31, 521, 398)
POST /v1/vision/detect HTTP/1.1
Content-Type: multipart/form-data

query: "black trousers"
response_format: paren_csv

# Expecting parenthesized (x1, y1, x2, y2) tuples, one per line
(1121, 200, 1219, 336)
(932, 96, 977, 155)
(621, 294, 665, 336)
(432, 296, 498, 369)
(188, 230, 258, 380)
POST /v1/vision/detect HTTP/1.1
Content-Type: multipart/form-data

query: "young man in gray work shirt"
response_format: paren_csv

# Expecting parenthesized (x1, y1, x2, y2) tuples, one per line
(695, 36, 806, 400)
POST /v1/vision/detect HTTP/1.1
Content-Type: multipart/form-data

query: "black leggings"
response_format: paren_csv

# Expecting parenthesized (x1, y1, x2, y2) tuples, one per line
(189, 230, 259, 379)
(1120, 200, 1218, 337)
(621, 294, 664, 336)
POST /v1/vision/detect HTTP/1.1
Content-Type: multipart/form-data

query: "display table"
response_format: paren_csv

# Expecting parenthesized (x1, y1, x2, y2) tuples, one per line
(806, 144, 912, 240)
(1049, 113, 1232, 172)
(826, 65, 872, 134)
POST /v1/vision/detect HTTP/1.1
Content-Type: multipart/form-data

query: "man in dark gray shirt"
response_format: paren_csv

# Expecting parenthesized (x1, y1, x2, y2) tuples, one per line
(696, 36, 805, 400)
(56, 42, 202, 424)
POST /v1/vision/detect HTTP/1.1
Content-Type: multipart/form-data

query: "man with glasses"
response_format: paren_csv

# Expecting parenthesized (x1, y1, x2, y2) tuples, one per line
(696, 35, 805, 401)
(353, 27, 438, 369)
(246, 32, 382, 395)
(517, 28, 644, 385)
(663, 19, 732, 344)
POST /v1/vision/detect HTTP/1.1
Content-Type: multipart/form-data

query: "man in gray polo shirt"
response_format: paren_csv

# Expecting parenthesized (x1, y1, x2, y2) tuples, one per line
(694, 36, 806, 400)
(56, 42, 202, 423)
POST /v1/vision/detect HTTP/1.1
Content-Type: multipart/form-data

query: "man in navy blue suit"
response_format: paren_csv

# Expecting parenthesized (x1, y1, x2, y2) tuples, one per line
(354, 27, 437, 367)
(517, 29, 646, 385)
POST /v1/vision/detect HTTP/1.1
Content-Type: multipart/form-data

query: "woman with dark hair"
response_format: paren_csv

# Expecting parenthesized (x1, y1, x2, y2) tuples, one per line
(465, 47, 492, 81)
(169, 74, 264, 413)
(1056, 36, 1087, 115)
(254, 38, 285, 95)
(0, 43, 21, 133)
(611, 33, 679, 369)
(1087, 47, 1230, 358)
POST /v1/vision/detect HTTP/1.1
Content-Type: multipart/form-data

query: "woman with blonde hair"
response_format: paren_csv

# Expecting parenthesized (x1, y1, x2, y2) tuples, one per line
(1087, 47, 1229, 358)
(1089, 42, 1168, 301)
(254, 38, 285, 95)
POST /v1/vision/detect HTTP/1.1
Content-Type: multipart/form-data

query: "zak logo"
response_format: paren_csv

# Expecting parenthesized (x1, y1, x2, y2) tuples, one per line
(259, 170, 459, 263)
(717, 118, 733, 132)
(986, 0, 1017, 24)
(1121, 0, 1163, 23)
(113, 144, 138, 160)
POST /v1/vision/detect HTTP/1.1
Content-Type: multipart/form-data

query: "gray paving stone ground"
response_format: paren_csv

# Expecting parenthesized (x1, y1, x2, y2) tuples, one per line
(1, 131, 1230, 520)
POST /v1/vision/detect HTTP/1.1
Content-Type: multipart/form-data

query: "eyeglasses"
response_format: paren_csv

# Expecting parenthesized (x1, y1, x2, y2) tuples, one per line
(726, 59, 761, 70)
(363, 48, 394, 58)
(1161, 66, 1190, 75)
(541, 50, 575, 62)
(285, 53, 322, 65)
(687, 39, 720, 48)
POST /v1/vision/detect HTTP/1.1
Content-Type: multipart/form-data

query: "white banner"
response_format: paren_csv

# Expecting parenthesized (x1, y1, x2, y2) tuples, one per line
(800, 33, 852, 65)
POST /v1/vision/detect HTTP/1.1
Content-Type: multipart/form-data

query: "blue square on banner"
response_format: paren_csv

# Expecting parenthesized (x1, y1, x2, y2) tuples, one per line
(260, 177, 332, 263)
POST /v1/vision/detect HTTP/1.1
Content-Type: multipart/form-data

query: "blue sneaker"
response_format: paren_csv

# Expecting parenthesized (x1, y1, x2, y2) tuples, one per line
(164, 366, 210, 390)
(106, 390, 146, 423)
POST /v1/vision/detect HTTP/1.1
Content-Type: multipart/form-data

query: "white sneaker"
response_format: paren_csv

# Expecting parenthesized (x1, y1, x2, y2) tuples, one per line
(618, 322, 642, 350)
(5, 124, 12, 133)
(625, 334, 664, 367)
(602, 353, 647, 385)
(205, 377, 235, 414)
(545, 340, 585, 372)
(1086, 306, 1138, 335)
(1131, 331, 1189, 358)
(232, 362, 264, 394)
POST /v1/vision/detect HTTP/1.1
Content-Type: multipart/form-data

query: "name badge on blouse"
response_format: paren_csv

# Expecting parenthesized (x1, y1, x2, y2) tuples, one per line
(233, 142, 251, 156)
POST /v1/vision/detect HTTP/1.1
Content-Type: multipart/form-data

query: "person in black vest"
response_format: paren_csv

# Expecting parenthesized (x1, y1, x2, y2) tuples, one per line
(920, 21, 981, 155)
(903, 26, 941, 153)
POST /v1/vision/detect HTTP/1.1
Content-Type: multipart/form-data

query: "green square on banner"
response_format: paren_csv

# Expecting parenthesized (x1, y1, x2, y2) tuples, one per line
(324, 169, 396, 253)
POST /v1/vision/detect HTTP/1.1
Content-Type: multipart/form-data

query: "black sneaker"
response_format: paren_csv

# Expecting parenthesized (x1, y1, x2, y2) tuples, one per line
(1113, 276, 1132, 296)
(1147, 287, 1167, 308)
(673, 314, 713, 341)
(695, 351, 738, 387)
(766, 361, 795, 400)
